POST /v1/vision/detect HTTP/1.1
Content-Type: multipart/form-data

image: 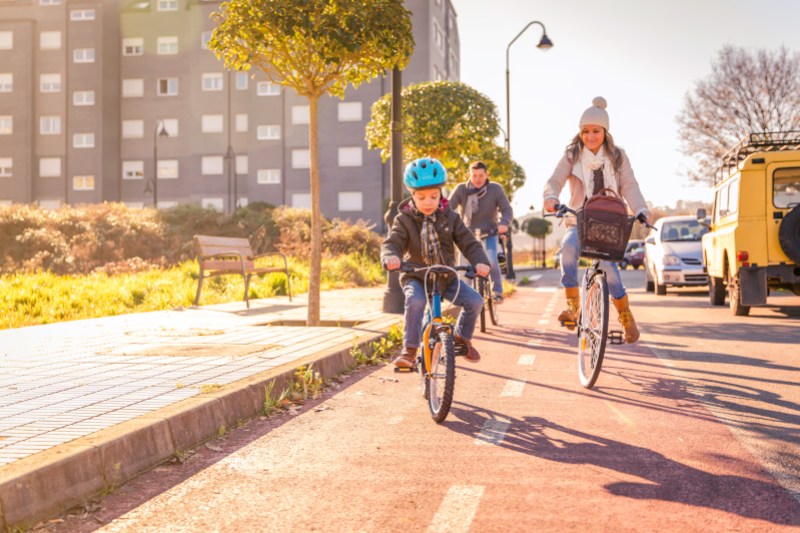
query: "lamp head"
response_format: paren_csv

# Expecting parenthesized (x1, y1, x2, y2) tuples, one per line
(537, 34, 553, 50)
(158, 124, 169, 137)
(224, 146, 235, 160)
(143, 178, 153, 195)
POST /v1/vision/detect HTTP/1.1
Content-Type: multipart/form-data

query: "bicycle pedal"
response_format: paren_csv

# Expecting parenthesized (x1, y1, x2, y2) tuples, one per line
(608, 331, 625, 345)
(394, 366, 415, 373)
(454, 341, 469, 357)
(560, 320, 576, 328)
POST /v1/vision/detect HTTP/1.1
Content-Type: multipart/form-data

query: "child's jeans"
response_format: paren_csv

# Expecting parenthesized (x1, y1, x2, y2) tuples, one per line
(402, 278, 483, 349)
(560, 225, 627, 300)
(484, 235, 505, 295)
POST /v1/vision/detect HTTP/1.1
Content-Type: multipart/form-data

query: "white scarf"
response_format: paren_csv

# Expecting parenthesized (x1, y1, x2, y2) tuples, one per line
(578, 145, 617, 198)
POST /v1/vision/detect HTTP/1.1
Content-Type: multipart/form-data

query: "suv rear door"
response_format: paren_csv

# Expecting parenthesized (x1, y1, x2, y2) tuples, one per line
(767, 164, 800, 262)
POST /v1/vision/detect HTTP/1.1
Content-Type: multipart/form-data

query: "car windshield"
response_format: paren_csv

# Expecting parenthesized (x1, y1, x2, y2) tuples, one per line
(631, 247, 644, 254)
(661, 220, 708, 242)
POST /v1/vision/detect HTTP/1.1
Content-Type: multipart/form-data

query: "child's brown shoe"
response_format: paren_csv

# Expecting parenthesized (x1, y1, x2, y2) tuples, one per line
(395, 347, 418, 368)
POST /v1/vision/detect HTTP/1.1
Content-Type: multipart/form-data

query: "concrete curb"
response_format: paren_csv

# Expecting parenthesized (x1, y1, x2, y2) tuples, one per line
(0, 321, 402, 532)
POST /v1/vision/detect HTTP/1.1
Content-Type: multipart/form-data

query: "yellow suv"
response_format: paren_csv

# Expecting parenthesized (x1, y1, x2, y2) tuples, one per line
(699, 132, 800, 316)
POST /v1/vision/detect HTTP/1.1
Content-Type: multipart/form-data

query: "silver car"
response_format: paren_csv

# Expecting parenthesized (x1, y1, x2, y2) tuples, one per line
(644, 215, 710, 295)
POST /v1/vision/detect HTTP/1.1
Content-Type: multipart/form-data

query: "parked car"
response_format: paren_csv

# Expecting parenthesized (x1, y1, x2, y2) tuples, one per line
(701, 132, 800, 316)
(620, 240, 645, 269)
(644, 215, 710, 295)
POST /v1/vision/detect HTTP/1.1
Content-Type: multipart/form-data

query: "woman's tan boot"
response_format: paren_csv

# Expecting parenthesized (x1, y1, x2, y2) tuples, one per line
(612, 295, 640, 343)
(558, 287, 580, 331)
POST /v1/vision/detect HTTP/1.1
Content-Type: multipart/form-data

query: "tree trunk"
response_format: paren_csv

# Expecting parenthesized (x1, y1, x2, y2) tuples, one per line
(307, 93, 322, 327)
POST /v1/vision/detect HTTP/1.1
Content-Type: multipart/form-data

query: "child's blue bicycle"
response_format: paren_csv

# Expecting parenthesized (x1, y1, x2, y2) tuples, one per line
(390, 262, 480, 423)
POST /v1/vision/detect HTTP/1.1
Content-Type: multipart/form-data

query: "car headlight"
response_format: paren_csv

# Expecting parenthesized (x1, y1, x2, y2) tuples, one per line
(662, 254, 681, 266)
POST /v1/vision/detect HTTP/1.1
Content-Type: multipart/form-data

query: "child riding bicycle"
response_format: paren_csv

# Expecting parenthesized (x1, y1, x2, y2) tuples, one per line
(382, 157, 491, 368)
(543, 97, 653, 343)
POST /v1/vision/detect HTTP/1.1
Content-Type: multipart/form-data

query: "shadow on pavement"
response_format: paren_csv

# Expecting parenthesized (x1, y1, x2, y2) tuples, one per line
(445, 406, 800, 524)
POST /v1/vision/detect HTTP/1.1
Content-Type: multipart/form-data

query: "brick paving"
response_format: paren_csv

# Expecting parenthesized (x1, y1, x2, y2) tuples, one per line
(0, 288, 398, 465)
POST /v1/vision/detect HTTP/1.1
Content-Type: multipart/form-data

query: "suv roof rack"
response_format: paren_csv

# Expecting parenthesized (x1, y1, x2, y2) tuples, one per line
(716, 131, 800, 184)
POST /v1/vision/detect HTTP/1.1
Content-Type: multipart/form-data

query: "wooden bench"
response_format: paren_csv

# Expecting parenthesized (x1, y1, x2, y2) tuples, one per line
(193, 235, 292, 308)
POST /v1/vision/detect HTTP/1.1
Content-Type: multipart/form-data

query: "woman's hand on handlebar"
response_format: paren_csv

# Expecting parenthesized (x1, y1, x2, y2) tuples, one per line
(475, 263, 490, 278)
(544, 198, 559, 213)
(639, 209, 654, 225)
(384, 256, 401, 271)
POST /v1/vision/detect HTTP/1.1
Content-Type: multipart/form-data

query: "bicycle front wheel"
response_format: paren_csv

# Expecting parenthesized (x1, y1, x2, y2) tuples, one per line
(488, 293, 499, 326)
(427, 331, 456, 423)
(578, 272, 609, 389)
(475, 277, 487, 333)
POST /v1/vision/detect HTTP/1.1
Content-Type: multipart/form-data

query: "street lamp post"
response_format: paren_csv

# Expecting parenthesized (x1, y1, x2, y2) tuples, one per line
(224, 146, 237, 212)
(382, 66, 405, 314)
(144, 119, 169, 207)
(505, 21, 552, 152)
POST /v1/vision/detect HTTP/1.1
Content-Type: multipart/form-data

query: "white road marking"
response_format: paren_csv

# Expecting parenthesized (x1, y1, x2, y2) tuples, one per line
(501, 378, 527, 397)
(541, 313, 552, 318)
(427, 484, 485, 533)
(388, 416, 403, 425)
(535, 287, 558, 292)
(474, 419, 510, 446)
(528, 274, 543, 281)
(534, 329, 545, 335)
(538, 320, 549, 325)
(517, 354, 536, 365)
(527, 339, 542, 347)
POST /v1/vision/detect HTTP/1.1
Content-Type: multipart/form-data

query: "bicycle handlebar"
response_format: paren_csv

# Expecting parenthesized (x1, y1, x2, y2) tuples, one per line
(383, 261, 484, 278)
(474, 228, 507, 240)
(544, 203, 654, 229)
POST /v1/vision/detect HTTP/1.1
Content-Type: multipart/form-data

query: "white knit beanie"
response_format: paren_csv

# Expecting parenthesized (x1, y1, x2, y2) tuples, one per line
(579, 97, 609, 131)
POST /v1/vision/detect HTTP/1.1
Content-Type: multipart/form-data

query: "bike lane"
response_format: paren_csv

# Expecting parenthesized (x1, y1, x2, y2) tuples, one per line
(57, 278, 799, 532)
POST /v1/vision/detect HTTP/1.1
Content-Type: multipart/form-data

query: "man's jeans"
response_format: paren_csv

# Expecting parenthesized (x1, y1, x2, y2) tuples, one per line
(560, 226, 627, 300)
(484, 235, 504, 295)
(402, 278, 483, 349)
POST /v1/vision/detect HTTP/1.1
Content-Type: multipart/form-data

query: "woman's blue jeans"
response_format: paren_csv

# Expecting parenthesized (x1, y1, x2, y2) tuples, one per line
(402, 278, 483, 348)
(484, 235, 504, 295)
(560, 226, 627, 300)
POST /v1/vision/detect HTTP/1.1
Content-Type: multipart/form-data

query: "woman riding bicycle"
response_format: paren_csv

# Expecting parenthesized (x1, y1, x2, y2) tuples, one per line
(382, 158, 490, 368)
(543, 97, 653, 343)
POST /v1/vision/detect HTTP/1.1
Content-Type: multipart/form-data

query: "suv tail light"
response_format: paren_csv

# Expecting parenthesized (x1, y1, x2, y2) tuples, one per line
(737, 251, 749, 266)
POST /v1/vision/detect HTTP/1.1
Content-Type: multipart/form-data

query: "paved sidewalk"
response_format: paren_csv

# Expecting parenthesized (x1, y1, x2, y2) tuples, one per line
(0, 288, 398, 466)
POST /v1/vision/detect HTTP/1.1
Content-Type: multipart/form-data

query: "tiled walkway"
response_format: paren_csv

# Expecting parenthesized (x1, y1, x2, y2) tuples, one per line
(0, 288, 397, 465)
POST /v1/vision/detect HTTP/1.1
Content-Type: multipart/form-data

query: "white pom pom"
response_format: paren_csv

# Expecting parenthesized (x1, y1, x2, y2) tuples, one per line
(592, 96, 607, 110)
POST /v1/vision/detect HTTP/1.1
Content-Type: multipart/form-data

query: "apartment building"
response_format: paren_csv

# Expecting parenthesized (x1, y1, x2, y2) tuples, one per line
(0, 0, 460, 227)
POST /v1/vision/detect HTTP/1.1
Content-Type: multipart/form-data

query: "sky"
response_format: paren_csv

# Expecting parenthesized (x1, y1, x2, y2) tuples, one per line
(454, 0, 800, 217)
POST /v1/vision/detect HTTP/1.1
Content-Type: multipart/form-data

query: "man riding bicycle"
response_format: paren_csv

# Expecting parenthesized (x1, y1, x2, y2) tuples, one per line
(449, 161, 514, 304)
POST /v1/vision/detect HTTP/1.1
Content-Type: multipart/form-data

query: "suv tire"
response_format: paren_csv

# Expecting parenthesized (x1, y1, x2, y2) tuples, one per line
(656, 282, 667, 296)
(709, 276, 725, 306)
(778, 205, 800, 264)
(728, 272, 750, 316)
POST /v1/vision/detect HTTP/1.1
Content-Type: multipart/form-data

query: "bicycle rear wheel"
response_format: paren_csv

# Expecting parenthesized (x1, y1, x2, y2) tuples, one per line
(475, 277, 487, 333)
(578, 272, 609, 389)
(427, 331, 456, 423)
(488, 292, 499, 326)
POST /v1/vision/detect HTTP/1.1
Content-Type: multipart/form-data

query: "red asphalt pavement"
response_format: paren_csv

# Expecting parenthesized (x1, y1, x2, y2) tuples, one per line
(51, 278, 800, 532)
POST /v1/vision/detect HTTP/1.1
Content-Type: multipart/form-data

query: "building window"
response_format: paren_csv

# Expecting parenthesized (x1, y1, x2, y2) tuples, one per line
(0, 116, 11, 134)
(201, 156, 223, 175)
(157, 36, 178, 55)
(40, 74, 61, 93)
(73, 91, 95, 106)
(124, 201, 144, 209)
(292, 149, 310, 169)
(0, 32, 12, 51)
(39, 199, 62, 210)
(157, 78, 178, 96)
(339, 192, 363, 212)
(122, 160, 144, 180)
(70, 9, 95, 21)
(122, 78, 144, 97)
(157, 201, 178, 209)
(41, 0, 61, 4)
(73, 48, 95, 63)
(236, 72, 248, 90)
(0, 74, 11, 92)
(158, 0, 178, 11)
(73, 133, 95, 148)
(434, 65, 444, 82)
(40, 31, 61, 50)
(292, 193, 311, 209)
(73, 175, 95, 190)
(257, 125, 280, 140)
(235, 114, 248, 132)
(257, 81, 280, 96)
(0, 158, 11, 178)
(122, 119, 144, 138)
(41, 116, 62, 135)
(123, 38, 144, 56)
(338, 147, 363, 167)
(433, 19, 444, 53)
(157, 159, 179, 179)
(40, 157, 61, 177)
(201, 31, 212, 49)
(235, 155, 248, 174)
(338, 102, 362, 122)
(257, 169, 280, 184)
(202, 73, 223, 91)
(292, 105, 310, 125)
(201, 114, 223, 133)
(202, 198, 223, 211)
(450, 51, 458, 77)
(162, 118, 178, 137)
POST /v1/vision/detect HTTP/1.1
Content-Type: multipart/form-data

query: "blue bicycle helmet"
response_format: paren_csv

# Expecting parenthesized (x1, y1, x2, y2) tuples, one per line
(403, 157, 447, 191)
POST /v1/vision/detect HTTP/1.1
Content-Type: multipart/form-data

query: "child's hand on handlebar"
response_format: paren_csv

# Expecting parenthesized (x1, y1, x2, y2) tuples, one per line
(475, 264, 490, 278)
(544, 198, 559, 213)
(497, 224, 509, 234)
(384, 256, 401, 271)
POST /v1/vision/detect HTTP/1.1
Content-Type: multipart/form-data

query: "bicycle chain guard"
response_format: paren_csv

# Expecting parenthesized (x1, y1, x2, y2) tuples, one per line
(608, 330, 625, 345)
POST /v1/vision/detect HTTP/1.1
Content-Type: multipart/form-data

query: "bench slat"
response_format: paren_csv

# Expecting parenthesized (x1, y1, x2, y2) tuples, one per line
(195, 235, 251, 247)
(202, 260, 255, 271)
(197, 245, 254, 257)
